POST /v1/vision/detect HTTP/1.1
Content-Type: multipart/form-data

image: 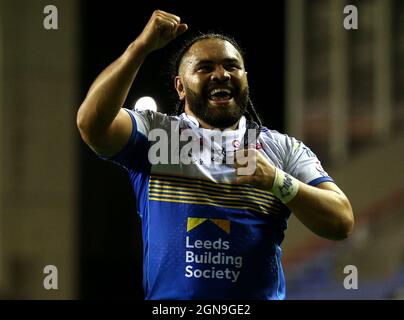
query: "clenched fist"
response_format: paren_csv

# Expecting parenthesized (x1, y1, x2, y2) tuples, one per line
(136, 10, 188, 55)
(233, 149, 276, 191)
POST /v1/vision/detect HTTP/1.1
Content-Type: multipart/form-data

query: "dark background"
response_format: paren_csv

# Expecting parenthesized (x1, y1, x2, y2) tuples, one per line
(78, 0, 285, 299)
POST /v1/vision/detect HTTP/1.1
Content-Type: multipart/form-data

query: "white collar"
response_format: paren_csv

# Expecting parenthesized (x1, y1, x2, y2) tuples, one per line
(183, 113, 246, 130)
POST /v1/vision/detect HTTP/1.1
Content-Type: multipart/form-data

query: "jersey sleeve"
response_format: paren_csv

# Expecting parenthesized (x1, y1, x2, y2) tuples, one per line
(283, 136, 334, 186)
(98, 108, 155, 172)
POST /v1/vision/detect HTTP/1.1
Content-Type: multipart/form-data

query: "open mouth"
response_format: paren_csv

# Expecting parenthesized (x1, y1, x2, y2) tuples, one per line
(208, 88, 234, 103)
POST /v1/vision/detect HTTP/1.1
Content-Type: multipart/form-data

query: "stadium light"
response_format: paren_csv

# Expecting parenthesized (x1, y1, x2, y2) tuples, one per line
(134, 96, 157, 112)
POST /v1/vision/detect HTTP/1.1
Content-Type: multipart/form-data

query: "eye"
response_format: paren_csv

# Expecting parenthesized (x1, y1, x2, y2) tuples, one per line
(197, 65, 212, 72)
(226, 64, 241, 71)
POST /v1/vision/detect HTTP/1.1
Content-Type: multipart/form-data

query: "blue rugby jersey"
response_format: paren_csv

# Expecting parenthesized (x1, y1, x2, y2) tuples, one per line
(100, 108, 333, 300)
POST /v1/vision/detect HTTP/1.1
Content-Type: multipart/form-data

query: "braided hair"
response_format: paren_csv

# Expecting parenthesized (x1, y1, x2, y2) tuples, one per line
(169, 33, 262, 133)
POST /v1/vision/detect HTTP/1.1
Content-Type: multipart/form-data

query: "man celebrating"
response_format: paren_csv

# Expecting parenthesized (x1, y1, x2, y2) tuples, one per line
(77, 10, 354, 299)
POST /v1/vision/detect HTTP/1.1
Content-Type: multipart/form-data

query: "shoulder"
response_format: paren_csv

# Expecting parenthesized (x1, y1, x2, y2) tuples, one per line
(125, 109, 180, 129)
(258, 126, 312, 167)
(126, 108, 175, 121)
(259, 126, 298, 151)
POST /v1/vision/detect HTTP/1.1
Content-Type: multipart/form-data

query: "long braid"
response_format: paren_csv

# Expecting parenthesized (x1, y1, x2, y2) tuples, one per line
(246, 98, 262, 130)
(175, 100, 185, 115)
(243, 98, 262, 148)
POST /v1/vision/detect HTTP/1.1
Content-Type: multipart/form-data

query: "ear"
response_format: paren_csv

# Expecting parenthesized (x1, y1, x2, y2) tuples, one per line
(175, 76, 186, 101)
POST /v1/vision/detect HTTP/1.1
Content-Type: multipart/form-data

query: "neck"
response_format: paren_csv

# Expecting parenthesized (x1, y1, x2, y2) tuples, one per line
(184, 105, 239, 130)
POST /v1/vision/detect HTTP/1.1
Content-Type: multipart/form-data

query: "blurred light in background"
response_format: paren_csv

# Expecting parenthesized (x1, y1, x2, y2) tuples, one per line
(134, 96, 157, 112)
(283, 0, 404, 300)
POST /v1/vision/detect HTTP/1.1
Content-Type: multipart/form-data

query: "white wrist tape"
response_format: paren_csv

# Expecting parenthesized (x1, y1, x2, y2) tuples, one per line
(270, 168, 299, 204)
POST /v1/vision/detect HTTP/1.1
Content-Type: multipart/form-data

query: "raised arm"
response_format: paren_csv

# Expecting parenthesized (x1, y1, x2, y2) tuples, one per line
(76, 10, 188, 156)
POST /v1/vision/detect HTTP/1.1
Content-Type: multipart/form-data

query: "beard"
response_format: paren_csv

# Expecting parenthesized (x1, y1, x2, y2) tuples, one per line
(184, 85, 249, 129)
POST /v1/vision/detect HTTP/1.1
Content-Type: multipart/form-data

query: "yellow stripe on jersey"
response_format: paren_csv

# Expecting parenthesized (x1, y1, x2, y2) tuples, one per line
(149, 174, 288, 216)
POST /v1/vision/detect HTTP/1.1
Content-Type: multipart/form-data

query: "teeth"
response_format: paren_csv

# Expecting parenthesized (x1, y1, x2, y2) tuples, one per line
(210, 88, 231, 96)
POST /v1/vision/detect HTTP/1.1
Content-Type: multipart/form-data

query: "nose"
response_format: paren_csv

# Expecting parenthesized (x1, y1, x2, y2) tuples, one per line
(211, 65, 230, 82)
